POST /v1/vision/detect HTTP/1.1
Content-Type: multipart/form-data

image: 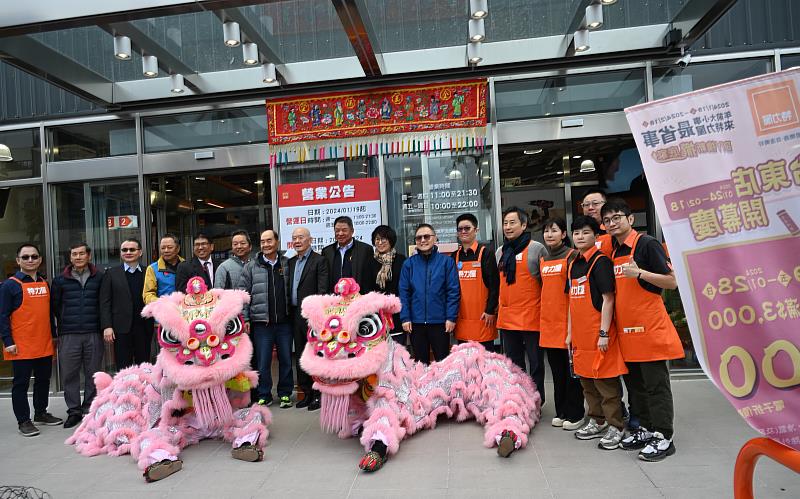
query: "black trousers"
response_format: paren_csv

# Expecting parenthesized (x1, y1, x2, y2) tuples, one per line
(12, 356, 52, 424)
(545, 347, 585, 422)
(624, 360, 675, 438)
(114, 325, 152, 370)
(410, 323, 450, 364)
(291, 307, 313, 395)
(501, 329, 545, 405)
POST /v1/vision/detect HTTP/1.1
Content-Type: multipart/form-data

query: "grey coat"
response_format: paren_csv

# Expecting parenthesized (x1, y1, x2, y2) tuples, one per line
(214, 255, 251, 290)
(237, 252, 290, 323)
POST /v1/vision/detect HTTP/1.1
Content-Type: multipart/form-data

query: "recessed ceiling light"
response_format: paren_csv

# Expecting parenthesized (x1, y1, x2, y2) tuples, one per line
(325, 174, 336, 179)
(523, 149, 543, 155)
(196, 198, 204, 202)
(254, 180, 264, 185)
(557, 171, 564, 174)
(404, 180, 412, 186)
(572, 155, 582, 159)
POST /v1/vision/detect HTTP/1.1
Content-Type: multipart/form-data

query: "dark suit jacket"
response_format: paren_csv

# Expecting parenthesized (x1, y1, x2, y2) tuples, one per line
(99, 264, 153, 335)
(321, 239, 375, 293)
(287, 250, 329, 310)
(176, 257, 224, 294)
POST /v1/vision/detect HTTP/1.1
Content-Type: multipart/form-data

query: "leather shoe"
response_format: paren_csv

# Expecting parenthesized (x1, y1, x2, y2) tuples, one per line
(296, 395, 312, 409)
(63, 414, 82, 429)
(307, 396, 321, 412)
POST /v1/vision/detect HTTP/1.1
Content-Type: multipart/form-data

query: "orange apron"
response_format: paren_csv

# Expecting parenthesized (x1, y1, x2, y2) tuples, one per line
(612, 232, 685, 362)
(454, 246, 498, 342)
(3, 277, 54, 361)
(497, 245, 541, 331)
(568, 252, 627, 379)
(539, 249, 574, 349)
(596, 233, 613, 258)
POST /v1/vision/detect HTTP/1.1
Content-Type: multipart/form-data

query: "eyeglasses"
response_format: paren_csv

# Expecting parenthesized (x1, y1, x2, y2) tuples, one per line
(602, 214, 626, 226)
(415, 234, 434, 242)
(581, 201, 605, 209)
(19, 255, 40, 261)
(120, 247, 140, 253)
(456, 226, 474, 233)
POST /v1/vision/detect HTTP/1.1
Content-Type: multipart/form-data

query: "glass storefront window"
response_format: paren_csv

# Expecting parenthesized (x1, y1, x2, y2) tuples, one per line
(652, 58, 772, 100)
(0, 128, 42, 179)
(385, 153, 493, 255)
(0, 185, 48, 392)
(278, 162, 339, 184)
(48, 120, 136, 161)
(52, 180, 141, 270)
(142, 107, 267, 153)
(781, 53, 800, 70)
(495, 69, 646, 121)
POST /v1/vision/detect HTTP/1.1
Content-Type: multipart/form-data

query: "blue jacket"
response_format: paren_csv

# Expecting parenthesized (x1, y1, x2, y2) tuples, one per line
(398, 247, 460, 324)
(51, 264, 103, 335)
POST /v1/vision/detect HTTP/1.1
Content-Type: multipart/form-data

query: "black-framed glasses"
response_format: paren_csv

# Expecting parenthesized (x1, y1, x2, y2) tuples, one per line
(602, 214, 626, 226)
(120, 247, 140, 253)
(456, 226, 474, 233)
(19, 255, 40, 261)
(415, 234, 434, 242)
(581, 201, 604, 209)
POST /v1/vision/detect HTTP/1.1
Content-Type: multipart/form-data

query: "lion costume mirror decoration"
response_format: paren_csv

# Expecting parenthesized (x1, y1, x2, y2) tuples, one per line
(66, 277, 272, 482)
(300, 278, 541, 471)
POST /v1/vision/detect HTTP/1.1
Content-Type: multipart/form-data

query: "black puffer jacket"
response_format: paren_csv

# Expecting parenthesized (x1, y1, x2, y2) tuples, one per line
(51, 264, 104, 335)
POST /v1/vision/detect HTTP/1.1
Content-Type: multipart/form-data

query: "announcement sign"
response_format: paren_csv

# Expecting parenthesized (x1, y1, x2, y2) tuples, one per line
(277, 177, 381, 253)
(625, 68, 800, 450)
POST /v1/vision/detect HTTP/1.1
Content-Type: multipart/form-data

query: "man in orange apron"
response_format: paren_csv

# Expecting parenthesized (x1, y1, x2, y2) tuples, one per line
(1, 243, 62, 437)
(496, 207, 548, 404)
(602, 199, 684, 462)
(453, 214, 498, 350)
(581, 188, 613, 257)
(566, 216, 628, 451)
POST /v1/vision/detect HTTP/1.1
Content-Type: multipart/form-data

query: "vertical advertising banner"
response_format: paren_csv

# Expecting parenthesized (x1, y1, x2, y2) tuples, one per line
(277, 177, 381, 253)
(625, 68, 800, 450)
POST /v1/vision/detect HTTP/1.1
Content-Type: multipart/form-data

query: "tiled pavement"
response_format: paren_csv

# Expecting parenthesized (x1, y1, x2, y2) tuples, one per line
(0, 378, 796, 498)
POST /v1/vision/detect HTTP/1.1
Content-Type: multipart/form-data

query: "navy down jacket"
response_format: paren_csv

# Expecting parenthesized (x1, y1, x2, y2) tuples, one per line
(51, 264, 104, 335)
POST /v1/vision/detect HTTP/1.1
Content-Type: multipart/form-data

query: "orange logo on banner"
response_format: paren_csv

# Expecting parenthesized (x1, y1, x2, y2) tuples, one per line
(747, 80, 800, 136)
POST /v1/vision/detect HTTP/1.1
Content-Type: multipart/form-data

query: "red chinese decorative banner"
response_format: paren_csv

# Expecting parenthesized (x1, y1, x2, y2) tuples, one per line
(265, 79, 488, 166)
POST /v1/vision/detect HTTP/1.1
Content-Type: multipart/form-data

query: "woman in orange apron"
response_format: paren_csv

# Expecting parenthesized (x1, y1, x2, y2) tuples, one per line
(602, 199, 683, 461)
(567, 216, 627, 450)
(539, 218, 584, 429)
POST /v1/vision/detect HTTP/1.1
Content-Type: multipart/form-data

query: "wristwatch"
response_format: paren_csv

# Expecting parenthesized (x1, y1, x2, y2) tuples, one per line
(598, 329, 609, 338)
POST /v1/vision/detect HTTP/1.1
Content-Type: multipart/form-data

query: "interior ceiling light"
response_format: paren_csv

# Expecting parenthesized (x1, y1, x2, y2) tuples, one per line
(170, 73, 185, 94)
(262, 63, 277, 84)
(585, 4, 603, 29)
(580, 159, 596, 172)
(0, 144, 12, 161)
(223, 21, 241, 47)
(448, 166, 463, 180)
(600, 0, 618, 5)
(242, 42, 259, 65)
(470, 0, 488, 19)
(523, 149, 543, 155)
(113, 35, 131, 60)
(574, 29, 590, 52)
(467, 43, 482, 65)
(142, 55, 158, 77)
(468, 19, 485, 42)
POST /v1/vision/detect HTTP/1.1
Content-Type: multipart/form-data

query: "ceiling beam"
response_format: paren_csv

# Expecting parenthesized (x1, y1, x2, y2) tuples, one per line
(0, 35, 113, 105)
(331, 0, 383, 77)
(218, 8, 284, 66)
(671, 0, 739, 49)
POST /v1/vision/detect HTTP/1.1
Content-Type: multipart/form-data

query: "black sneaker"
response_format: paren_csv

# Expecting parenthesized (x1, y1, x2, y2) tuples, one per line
(63, 414, 82, 429)
(19, 420, 40, 437)
(34, 412, 64, 426)
(638, 432, 676, 462)
(620, 427, 654, 451)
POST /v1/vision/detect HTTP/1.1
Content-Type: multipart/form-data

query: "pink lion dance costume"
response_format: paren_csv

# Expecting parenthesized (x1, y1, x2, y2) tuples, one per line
(66, 277, 272, 482)
(300, 278, 541, 471)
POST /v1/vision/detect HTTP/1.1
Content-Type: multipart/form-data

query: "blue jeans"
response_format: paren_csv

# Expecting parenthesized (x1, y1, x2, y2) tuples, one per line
(252, 322, 294, 399)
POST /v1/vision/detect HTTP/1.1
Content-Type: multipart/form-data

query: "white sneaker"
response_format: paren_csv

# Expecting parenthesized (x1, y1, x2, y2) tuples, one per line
(638, 432, 677, 462)
(598, 426, 623, 450)
(551, 417, 565, 427)
(562, 418, 585, 431)
(575, 418, 608, 440)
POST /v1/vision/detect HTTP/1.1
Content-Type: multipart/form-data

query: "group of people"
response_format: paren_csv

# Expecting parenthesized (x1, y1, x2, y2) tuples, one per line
(2, 193, 684, 463)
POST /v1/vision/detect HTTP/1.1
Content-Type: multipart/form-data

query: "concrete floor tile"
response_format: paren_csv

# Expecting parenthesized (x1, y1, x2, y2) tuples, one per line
(350, 490, 448, 499)
(542, 466, 655, 490)
(446, 489, 553, 499)
(640, 464, 731, 489)
(551, 489, 663, 499)
(352, 462, 448, 490)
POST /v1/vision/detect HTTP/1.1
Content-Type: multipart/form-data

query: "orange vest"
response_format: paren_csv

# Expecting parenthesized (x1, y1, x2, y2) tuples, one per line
(568, 251, 627, 379)
(612, 232, 685, 362)
(596, 233, 613, 258)
(539, 249, 574, 349)
(3, 277, 54, 361)
(454, 245, 498, 342)
(497, 245, 541, 331)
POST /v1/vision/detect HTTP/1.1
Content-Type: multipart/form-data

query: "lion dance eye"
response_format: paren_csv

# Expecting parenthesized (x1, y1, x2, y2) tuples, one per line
(357, 314, 383, 339)
(225, 317, 243, 336)
(161, 328, 181, 345)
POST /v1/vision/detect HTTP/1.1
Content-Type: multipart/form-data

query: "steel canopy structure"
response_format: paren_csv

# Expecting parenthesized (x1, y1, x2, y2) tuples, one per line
(0, 0, 737, 109)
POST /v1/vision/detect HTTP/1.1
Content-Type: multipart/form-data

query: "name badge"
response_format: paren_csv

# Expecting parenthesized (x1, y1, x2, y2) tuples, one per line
(577, 276, 587, 284)
(623, 327, 645, 334)
(515, 254, 523, 261)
